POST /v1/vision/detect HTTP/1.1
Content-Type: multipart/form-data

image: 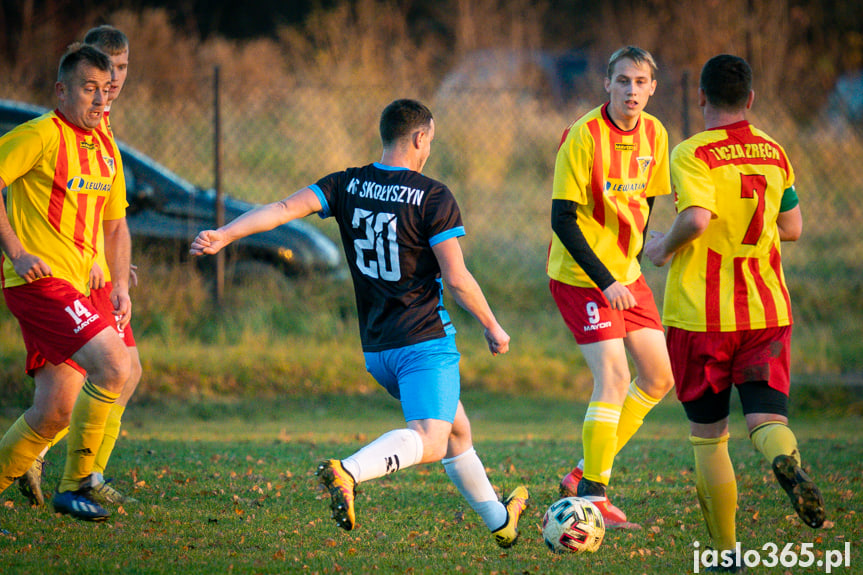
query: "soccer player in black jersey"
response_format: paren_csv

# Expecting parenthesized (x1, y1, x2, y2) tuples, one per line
(191, 99, 528, 547)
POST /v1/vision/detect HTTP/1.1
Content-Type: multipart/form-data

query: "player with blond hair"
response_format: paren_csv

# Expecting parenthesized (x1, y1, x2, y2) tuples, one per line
(548, 46, 675, 528)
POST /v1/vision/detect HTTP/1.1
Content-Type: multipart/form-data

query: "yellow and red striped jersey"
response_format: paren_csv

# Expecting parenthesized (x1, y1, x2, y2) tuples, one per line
(0, 110, 127, 294)
(92, 110, 127, 283)
(547, 103, 670, 287)
(663, 120, 796, 331)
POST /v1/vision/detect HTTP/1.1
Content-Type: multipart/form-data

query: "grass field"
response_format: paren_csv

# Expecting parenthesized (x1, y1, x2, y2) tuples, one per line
(1, 391, 860, 574)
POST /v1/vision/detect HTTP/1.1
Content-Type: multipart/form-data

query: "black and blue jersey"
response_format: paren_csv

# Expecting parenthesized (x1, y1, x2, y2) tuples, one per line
(311, 162, 464, 352)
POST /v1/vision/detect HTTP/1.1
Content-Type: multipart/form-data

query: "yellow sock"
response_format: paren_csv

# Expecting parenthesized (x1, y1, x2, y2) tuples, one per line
(0, 416, 51, 492)
(750, 422, 800, 465)
(39, 426, 69, 458)
(691, 434, 737, 551)
(94, 403, 125, 475)
(615, 379, 661, 454)
(59, 381, 120, 493)
(582, 402, 621, 484)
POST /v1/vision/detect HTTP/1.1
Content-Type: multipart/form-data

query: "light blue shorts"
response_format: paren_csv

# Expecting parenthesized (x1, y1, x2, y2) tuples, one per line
(364, 334, 461, 423)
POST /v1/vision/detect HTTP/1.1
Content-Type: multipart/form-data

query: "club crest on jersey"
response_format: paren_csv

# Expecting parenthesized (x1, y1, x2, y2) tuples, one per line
(636, 156, 654, 173)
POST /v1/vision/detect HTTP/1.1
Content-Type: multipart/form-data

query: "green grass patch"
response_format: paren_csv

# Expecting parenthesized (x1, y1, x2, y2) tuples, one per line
(1, 392, 860, 574)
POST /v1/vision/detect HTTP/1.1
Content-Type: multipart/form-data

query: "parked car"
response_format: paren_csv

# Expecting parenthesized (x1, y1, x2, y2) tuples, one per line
(437, 48, 593, 107)
(0, 99, 341, 277)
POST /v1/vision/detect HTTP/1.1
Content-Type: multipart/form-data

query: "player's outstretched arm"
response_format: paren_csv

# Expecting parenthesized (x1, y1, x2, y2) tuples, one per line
(190, 187, 323, 256)
(432, 237, 510, 356)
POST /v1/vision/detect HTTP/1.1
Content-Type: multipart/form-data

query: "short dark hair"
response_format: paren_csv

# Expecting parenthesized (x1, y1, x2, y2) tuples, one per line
(83, 25, 129, 55)
(58, 43, 112, 83)
(700, 54, 752, 110)
(379, 99, 433, 147)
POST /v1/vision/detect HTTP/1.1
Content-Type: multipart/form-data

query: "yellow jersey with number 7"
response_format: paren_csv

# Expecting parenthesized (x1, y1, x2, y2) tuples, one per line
(662, 120, 796, 332)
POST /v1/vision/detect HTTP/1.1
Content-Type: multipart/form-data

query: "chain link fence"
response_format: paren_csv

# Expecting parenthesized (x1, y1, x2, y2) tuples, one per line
(98, 68, 863, 377)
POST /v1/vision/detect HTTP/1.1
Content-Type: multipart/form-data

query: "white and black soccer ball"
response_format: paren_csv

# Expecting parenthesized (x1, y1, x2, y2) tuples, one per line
(542, 496, 605, 554)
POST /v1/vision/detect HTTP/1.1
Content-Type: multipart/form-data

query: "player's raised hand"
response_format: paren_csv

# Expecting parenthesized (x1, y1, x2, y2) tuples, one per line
(12, 252, 51, 283)
(484, 324, 510, 356)
(190, 229, 226, 255)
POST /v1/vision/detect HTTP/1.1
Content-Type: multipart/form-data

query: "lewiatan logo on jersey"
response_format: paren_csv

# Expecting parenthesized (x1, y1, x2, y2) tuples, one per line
(67, 177, 112, 193)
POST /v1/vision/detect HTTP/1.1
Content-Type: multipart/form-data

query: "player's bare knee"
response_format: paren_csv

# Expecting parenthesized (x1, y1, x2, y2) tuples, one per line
(413, 430, 448, 463)
(26, 405, 71, 437)
(641, 373, 674, 398)
(593, 374, 631, 403)
(88, 352, 131, 392)
(423, 441, 449, 463)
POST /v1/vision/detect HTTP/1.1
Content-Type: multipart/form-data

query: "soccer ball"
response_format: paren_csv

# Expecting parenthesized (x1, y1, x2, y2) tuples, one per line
(542, 497, 605, 554)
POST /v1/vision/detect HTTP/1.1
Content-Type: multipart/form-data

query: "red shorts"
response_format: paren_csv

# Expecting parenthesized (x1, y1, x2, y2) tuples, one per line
(3, 277, 114, 376)
(90, 281, 136, 347)
(550, 275, 663, 345)
(667, 325, 792, 403)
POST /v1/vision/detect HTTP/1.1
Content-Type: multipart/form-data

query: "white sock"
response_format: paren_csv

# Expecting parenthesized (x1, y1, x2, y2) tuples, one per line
(442, 447, 506, 531)
(341, 429, 423, 483)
